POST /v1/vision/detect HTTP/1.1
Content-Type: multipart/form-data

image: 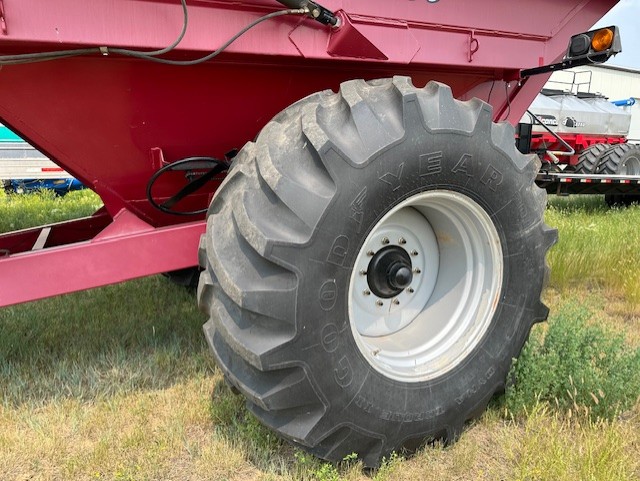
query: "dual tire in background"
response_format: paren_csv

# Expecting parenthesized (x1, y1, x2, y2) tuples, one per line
(575, 142, 640, 176)
(575, 142, 640, 207)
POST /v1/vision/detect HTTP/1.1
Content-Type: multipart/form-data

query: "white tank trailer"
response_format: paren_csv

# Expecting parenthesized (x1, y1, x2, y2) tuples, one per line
(526, 90, 640, 207)
(525, 89, 631, 136)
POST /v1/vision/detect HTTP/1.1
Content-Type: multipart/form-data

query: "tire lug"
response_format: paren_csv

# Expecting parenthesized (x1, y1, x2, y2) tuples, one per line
(398, 237, 406, 245)
(413, 268, 421, 274)
(363, 290, 371, 296)
(407, 287, 415, 294)
(381, 237, 390, 245)
(360, 270, 367, 276)
(376, 300, 384, 307)
(367, 250, 375, 256)
(411, 250, 419, 256)
(392, 298, 400, 305)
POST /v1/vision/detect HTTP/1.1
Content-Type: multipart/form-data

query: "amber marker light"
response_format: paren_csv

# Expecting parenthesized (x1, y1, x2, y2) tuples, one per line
(592, 28, 614, 52)
(521, 25, 621, 79)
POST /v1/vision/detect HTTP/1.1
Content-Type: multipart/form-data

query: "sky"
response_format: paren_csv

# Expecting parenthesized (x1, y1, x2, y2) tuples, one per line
(592, 0, 640, 69)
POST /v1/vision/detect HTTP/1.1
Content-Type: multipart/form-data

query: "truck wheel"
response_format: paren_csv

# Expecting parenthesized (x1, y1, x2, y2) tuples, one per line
(596, 143, 633, 175)
(604, 193, 640, 207)
(2, 180, 13, 195)
(198, 77, 556, 466)
(575, 143, 610, 174)
(612, 144, 640, 175)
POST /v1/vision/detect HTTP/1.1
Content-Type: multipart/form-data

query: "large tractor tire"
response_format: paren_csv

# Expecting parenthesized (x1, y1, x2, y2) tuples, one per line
(197, 77, 557, 466)
(574, 143, 610, 174)
(596, 143, 634, 175)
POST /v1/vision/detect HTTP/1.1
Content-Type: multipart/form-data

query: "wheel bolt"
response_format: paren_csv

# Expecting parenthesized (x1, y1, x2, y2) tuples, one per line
(392, 298, 400, 305)
(367, 250, 375, 256)
(363, 290, 371, 296)
(376, 300, 384, 307)
(399, 237, 406, 245)
(382, 237, 390, 245)
(411, 250, 419, 256)
(360, 270, 367, 276)
(413, 268, 421, 274)
(407, 287, 414, 294)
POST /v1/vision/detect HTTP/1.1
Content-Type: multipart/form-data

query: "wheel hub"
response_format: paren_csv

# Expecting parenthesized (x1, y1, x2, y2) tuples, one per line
(348, 190, 503, 383)
(367, 246, 413, 298)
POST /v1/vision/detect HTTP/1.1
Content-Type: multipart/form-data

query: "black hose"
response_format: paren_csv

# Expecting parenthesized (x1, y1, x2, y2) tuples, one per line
(0, 4, 307, 66)
(146, 157, 228, 216)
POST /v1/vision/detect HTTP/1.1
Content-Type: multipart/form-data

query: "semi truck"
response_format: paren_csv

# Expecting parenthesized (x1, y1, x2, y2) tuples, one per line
(0, 0, 629, 466)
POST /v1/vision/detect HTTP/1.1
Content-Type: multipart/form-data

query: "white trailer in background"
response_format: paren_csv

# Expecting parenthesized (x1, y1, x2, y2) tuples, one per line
(545, 65, 640, 141)
(1, 123, 76, 194)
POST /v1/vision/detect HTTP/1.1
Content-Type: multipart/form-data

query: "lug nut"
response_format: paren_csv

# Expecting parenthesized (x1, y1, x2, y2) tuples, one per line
(411, 250, 419, 256)
(376, 300, 384, 307)
(381, 237, 390, 245)
(413, 268, 421, 274)
(392, 298, 400, 305)
(399, 237, 406, 245)
(360, 270, 367, 276)
(363, 290, 371, 296)
(407, 287, 415, 294)
(367, 250, 375, 256)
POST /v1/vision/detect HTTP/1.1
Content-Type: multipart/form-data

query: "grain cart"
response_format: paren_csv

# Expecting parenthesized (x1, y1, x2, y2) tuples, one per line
(0, 0, 622, 466)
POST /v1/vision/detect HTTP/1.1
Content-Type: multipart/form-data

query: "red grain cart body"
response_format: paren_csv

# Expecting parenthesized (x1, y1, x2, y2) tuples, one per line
(0, 0, 618, 465)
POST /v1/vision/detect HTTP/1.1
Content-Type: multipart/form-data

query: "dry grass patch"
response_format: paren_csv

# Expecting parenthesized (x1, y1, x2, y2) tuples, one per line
(387, 415, 512, 481)
(377, 404, 640, 481)
(0, 377, 260, 481)
(504, 404, 640, 481)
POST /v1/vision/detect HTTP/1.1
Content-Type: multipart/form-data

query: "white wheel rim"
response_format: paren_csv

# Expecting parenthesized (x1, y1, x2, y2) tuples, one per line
(620, 153, 640, 175)
(348, 190, 503, 383)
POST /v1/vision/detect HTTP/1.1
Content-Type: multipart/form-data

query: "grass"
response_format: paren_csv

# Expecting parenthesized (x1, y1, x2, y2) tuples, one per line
(0, 189, 102, 232)
(1, 190, 640, 480)
(546, 195, 640, 305)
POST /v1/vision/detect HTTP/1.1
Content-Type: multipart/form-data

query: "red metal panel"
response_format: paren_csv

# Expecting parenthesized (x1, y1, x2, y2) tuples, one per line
(0, 208, 111, 255)
(530, 133, 625, 151)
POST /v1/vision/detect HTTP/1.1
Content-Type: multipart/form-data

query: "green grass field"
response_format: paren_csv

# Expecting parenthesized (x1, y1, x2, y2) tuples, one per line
(1, 190, 639, 480)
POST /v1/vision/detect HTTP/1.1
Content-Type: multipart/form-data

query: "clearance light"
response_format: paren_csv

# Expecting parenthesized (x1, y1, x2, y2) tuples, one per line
(521, 25, 621, 79)
(566, 26, 621, 61)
